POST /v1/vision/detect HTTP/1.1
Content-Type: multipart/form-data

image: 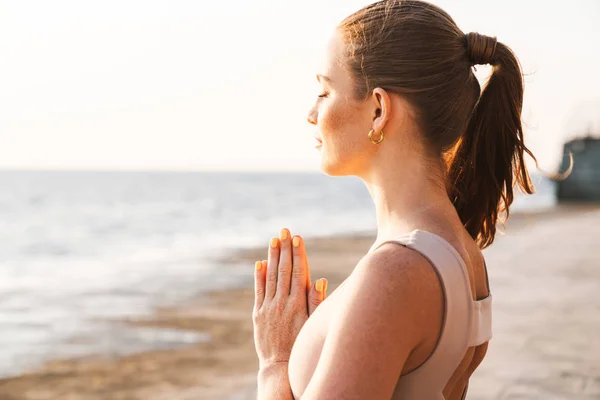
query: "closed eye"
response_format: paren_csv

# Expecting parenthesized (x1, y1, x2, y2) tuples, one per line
(318, 92, 329, 98)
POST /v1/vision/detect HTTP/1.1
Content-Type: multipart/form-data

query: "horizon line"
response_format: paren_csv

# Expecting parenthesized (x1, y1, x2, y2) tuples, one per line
(0, 167, 324, 174)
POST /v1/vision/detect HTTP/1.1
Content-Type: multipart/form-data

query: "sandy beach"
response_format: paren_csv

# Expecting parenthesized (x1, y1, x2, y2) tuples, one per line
(0, 204, 599, 400)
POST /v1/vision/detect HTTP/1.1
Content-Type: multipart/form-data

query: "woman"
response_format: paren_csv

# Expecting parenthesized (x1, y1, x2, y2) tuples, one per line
(252, 1, 536, 398)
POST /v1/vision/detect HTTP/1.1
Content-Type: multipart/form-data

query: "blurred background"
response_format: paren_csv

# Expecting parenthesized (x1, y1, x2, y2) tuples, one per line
(0, 1, 598, 399)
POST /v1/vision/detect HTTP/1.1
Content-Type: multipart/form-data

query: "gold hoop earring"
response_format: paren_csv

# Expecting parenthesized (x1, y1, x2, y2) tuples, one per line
(368, 129, 384, 144)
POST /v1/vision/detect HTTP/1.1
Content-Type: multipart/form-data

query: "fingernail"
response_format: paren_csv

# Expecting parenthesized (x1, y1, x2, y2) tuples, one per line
(292, 236, 300, 248)
(323, 279, 328, 292)
(255, 261, 262, 271)
(279, 229, 288, 241)
(315, 279, 323, 292)
(270, 238, 279, 248)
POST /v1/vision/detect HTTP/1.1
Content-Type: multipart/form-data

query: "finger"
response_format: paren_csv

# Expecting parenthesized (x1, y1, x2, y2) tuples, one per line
(308, 278, 327, 316)
(276, 228, 293, 297)
(254, 260, 266, 310)
(290, 235, 308, 298)
(265, 237, 280, 299)
(305, 241, 312, 290)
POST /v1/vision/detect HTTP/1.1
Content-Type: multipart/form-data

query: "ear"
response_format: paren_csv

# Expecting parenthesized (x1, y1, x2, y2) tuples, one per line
(371, 87, 392, 133)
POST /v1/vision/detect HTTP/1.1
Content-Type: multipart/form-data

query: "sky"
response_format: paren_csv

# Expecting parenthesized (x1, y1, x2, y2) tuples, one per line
(0, 0, 598, 172)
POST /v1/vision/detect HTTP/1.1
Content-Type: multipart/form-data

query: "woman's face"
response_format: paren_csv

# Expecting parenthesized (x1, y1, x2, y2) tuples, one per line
(307, 31, 375, 176)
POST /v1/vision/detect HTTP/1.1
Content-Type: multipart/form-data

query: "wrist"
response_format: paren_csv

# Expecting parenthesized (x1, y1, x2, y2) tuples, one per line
(258, 360, 289, 377)
(257, 361, 292, 400)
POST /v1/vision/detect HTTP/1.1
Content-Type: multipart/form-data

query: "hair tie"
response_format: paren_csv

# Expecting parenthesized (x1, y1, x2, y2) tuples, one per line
(465, 32, 498, 66)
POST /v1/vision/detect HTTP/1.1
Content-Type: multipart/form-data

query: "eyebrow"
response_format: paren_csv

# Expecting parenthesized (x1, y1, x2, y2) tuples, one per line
(316, 74, 332, 84)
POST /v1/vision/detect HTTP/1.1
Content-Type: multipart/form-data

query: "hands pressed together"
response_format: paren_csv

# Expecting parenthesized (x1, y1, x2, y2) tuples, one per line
(253, 228, 328, 371)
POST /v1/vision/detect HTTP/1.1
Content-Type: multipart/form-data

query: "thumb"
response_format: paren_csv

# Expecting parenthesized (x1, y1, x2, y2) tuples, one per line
(307, 278, 328, 316)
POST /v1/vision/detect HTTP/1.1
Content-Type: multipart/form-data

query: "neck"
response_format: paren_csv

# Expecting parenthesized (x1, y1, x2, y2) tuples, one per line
(359, 146, 456, 243)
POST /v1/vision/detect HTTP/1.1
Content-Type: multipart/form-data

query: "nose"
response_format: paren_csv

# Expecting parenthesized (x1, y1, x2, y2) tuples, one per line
(307, 106, 317, 125)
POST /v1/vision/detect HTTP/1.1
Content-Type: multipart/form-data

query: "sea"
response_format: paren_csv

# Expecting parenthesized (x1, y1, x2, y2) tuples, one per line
(0, 170, 556, 377)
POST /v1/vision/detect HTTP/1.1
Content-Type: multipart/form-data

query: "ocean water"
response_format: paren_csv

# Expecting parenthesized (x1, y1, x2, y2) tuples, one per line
(0, 171, 555, 377)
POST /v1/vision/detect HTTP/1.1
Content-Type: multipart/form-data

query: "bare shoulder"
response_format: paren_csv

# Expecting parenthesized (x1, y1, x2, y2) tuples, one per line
(353, 242, 443, 297)
(340, 242, 444, 345)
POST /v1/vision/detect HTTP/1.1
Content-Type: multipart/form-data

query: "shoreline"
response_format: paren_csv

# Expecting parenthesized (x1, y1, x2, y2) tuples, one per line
(1, 203, 599, 399)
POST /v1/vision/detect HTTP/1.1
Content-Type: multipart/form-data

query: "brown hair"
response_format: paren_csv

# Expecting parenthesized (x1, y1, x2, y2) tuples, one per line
(339, 0, 536, 248)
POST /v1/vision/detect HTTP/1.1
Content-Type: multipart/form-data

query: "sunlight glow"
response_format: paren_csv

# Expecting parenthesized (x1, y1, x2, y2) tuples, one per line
(0, 0, 598, 172)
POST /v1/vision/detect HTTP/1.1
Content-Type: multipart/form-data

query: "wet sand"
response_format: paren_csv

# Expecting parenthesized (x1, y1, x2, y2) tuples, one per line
(1, 204, 599, 400)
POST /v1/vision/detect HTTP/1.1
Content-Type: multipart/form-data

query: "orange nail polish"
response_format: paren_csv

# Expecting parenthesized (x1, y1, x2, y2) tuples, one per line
(280, 229, 288, 241)
(315, 279, 323, 292)
(270, 238, 279, 248)
(323, 279, 328, 292)
(255, 261, 262, 271)
(292, 236, 300, 248)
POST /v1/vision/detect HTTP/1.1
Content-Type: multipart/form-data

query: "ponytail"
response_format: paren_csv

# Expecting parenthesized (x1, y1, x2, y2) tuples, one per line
(448, 33, 536, 249)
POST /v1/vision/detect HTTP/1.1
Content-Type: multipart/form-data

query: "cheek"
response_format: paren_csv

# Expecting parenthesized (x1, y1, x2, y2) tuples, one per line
(319, 97, 364, 142)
